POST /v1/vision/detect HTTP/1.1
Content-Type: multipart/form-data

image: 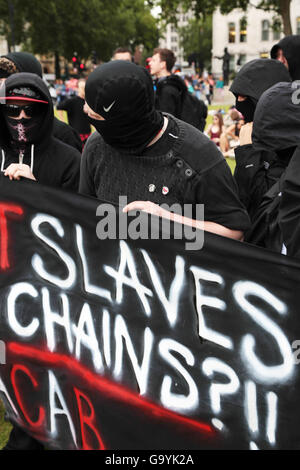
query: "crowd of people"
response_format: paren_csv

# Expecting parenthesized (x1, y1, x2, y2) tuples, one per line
(1, 35, 300, 449)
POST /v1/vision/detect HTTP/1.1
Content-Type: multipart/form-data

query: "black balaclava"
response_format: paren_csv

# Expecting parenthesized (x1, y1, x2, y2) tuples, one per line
(235, 97, 257, 123)
(85, 61, 164, 154)
(273, 35, 300, 80)
(230, 59, 291, 122)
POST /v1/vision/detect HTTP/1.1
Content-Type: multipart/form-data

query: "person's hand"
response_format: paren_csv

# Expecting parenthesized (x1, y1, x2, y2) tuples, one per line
(239, 122, 253, 145)
(4, 163, 36, 181)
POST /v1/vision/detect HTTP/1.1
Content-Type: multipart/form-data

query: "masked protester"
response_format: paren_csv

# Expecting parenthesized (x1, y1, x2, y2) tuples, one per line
(246, 81, 300, 256)
(0, 52, 82, 152)
(80, 61, 249, 241)
(229, 59, 291, 220)
(0, 72, 80, 188)
(270, 35, 300, 80)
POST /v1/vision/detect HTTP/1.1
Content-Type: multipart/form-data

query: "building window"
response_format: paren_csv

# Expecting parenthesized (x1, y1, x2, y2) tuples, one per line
(171, 35, 177, 43)
(297, 17, 300, 35)
(171, 25, 177, 33)
(228, 23, 236, 43)
(172, 47, 177, 53)
(262, 20, 270, 41)
(273, 16, 282, 39)
(240, 17, 247, 42)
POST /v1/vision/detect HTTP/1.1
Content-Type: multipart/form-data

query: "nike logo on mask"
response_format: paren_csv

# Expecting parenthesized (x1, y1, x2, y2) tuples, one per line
(103, 101, 116, 113)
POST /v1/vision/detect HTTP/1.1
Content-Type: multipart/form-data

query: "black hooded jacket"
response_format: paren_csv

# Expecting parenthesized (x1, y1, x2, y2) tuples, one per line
(1, 52, 82, 152)
(271, 35, 300, 81)
(229, 59, 291, 220)
(155, 74, 187, 117)
(0, 73, 80, 190)
(246, 82, 300, 255)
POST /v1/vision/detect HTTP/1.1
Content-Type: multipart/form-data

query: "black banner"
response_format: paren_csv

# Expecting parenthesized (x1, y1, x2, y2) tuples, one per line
(0, 178, 299, 450)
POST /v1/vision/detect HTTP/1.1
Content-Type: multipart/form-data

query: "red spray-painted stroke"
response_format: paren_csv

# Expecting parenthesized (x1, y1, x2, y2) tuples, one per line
(0, 203, 23, 270)
(8, 342, 216, 439)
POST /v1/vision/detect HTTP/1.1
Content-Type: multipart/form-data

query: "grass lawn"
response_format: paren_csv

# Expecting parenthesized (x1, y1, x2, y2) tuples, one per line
(0, 400, 11, 449)
(0, 103, 235, 449)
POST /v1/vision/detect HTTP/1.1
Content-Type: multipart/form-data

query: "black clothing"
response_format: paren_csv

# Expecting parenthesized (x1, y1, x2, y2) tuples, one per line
(79, 115, 250, 232)
(0, 73, 80, 191)
(155, 75, 207, 132)
(230, 59, 291, 102)
(252, 82, 300, 154)
(279, 146, 300, 258)
(57, 96, 91, 135)
(85, 61, 163, 154)
(2, 52, 43, 77)
(155, 75, 186, 117)
(52, 117, 82, 152)
(234, 145, 279, 221)
(271, 35, 300, 80)
(247, 82, 300, 254)
(231, 60, 291, 219)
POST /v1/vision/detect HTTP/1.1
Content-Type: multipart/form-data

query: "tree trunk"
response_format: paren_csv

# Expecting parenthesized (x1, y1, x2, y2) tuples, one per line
(280, 0, 292, 35)
(55, 51, 61, 79)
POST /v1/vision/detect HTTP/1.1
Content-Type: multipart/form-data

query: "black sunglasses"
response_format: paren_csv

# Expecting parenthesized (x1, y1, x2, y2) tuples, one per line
(2, 103, 42, 118)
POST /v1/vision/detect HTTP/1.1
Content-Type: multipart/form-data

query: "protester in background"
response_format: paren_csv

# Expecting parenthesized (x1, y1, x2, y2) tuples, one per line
(149, 47, 182, 117)
(220, 115, 244, 157)
(229, 58, 291, 220)
(81, 61, 249, 241)
(0, 52, 82, 152)
(270, 35, 300, 80)
(112, 47, 133, 62)
(57, 78, 91, 149)
(206, 112, 225, 147)
(150, 48, 207, 131)
(215, 76, 224, 101)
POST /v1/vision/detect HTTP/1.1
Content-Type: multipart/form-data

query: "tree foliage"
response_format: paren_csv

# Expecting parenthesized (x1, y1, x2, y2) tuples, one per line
(178, 15, 212, 71)
(0, 0, 159, 61)
(150, 0, 292, 35)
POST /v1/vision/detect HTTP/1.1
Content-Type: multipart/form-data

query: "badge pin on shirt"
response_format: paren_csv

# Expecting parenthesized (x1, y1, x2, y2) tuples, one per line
(162, 186, 169, 195)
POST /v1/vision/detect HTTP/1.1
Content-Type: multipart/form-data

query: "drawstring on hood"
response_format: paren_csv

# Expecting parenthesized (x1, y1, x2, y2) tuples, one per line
(85, 61, 164, 154)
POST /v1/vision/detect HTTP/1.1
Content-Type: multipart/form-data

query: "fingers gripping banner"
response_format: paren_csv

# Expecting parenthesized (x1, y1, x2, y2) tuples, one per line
(0, 178, 299, 450)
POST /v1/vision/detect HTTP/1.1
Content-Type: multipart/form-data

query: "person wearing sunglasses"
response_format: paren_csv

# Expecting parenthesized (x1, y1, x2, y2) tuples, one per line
(0, 72, 80, 189)
(0, 52, 82, 152)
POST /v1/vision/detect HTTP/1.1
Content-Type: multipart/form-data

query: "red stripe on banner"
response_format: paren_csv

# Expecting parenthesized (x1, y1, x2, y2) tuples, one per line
(0, 203, 23, 270)
(8, 342, 215, 438)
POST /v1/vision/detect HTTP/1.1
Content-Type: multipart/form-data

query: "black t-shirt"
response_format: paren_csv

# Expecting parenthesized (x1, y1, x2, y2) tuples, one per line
(57, 96, 91, 134)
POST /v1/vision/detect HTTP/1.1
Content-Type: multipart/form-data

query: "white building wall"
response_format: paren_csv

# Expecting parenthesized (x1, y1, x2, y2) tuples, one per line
(212, 0, 300, 76)
(159, 9, 194, 66)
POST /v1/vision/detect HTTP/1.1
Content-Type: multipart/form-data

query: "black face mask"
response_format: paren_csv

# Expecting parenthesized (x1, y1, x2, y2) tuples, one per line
(88, 110, 164, 154)
(235, 97, 257, 123)
(85, 61, 164, 154)
(4, 115, 42, 145)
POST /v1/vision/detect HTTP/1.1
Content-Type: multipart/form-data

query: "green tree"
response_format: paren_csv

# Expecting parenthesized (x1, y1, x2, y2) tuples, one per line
(0, 0, 159, 75)
(150, 0, 292, 35)
(178, 15, 212, 72)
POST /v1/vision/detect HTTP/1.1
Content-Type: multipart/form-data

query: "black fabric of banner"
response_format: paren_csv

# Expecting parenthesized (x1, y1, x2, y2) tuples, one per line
(0, 178, 299, 450)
